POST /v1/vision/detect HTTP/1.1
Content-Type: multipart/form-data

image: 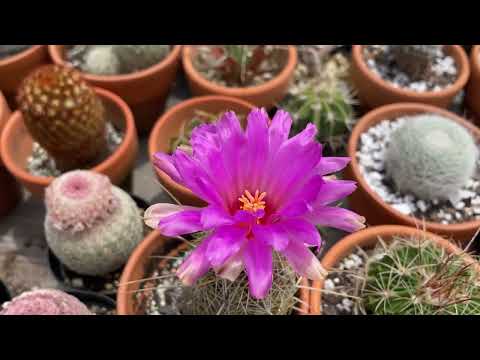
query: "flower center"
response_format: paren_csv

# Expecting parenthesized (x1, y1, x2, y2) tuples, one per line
(239, 190, 267, 212)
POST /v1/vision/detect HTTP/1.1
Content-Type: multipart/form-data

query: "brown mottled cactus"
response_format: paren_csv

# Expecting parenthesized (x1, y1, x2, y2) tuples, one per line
(17, 65, 107, 171)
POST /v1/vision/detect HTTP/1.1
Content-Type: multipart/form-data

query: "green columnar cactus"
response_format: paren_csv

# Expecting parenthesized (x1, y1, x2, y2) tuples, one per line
(44, 170, 144, 276)
(177, 249, 299, 315)
(1, 289, 93, 315)
(17, 65, 107, 171)
(390, 45, 443, 79)
(385, 114, 478, 202)
(363, 236, 480, 315)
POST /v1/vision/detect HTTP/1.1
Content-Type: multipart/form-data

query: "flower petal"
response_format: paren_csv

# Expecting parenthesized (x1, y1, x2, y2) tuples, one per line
(244, 108, 269, 190)
(314, 179, 358, 206)
(317, 157, 351, 176)
(153, 152, 183, 184)
(177, 238, 211, 286)
(305, 205, 366, 233)
(252, 223, 290, 252)
(144, 203, 189, 229)
(206, 226, 248, 268)
(214, 249, 244, 282)
(268, 109, 292, 154)
(244, 238, 273, 299)
(281, 240, 327, 281)
(201, 205, 235, 229)
(157, 208, 205, 237)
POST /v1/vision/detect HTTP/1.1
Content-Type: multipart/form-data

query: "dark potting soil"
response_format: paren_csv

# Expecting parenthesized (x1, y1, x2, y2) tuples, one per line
(66, 289, 116, 315)
(192, 45, 289, 88)
(363, 45, 458, 93)
(0, 45, 33, 60)
(27, 121, 124, 177)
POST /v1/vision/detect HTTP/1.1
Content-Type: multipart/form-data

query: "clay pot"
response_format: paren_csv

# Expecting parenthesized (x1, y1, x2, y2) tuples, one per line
(0, 91, 21, 217)
(117, 230, 311, 315)
(345, 102, 480, 243)
(148, 96, 255, 207)
(310, 225, 478, 314)
(466, 46, 480, 121)
(48, 45, 182, 134)
(182, 46, 297, 109)
(0, 46, 49, 108)
(1, 87, 138, 198)
(351, 45, 470, 109)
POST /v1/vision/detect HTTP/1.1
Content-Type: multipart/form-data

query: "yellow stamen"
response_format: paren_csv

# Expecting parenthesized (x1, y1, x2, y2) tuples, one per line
(239, 190, 267, 212)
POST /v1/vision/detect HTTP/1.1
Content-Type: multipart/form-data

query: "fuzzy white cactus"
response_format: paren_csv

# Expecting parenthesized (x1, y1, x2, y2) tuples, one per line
(385, 114, 478, 202)
(44, 170, 144, 276)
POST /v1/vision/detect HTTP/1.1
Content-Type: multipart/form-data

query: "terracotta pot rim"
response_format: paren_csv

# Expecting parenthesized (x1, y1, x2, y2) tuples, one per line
(182, 45, 298, 97)
(117, 229, 311, 315)
(348, 102, 480, 234)
(352, 45, 470, 99)
(148, 95, 256, 204)
(48, 45, 182, 83)
(471, 45, 480, 72)
(310, 225, 477, 314)
(0, 45, 46, 67)
(0, 87, 136, 187)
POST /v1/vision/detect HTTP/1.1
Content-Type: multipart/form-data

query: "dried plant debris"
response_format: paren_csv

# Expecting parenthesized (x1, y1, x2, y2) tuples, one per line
(363, 45, 458, 92)
(322, 235, 480, 315)
(357, 116, 480, 225)
(0, 45, 32, 60)
(192, 45, 289, 87)
(27, 122, 124, 177)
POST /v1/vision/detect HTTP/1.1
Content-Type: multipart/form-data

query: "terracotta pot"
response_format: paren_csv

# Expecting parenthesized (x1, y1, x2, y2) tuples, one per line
(182, 46, 297, 109)
(0, 46, 49, 107)
(1, 87, 138, 198)
(345, 102, 480, 243)
(117, 230, 311, 315)
(310, 225, 478, 314)
(148, 95, 255, 207)
(0, 91, 21, 217)
(351, 45, 470, 109)
(466, 46, 480, 121)
(48, 45, 182, 134)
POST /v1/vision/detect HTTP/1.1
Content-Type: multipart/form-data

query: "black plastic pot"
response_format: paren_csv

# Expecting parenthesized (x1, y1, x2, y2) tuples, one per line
(0, 280, 11, 305)
(66, 289, 116, 315)
(47, 194, 150, 300)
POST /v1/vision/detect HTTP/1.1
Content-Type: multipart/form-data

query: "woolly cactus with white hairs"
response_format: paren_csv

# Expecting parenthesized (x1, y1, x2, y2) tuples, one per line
(362, 236, 480, 315)
(385, 114, 478, 202)
(390, 45, 443, 79)
(80, 45, 170, 75)
(83, 46, 121, 75)
(44, 170, 144, 276)
(1, 289, 93, 315)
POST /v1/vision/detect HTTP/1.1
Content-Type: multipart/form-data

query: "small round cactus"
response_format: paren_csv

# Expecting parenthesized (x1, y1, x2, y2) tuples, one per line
(390, 45, 443, 79)
(385, 114, 478, 202)
(363, 236, 480, 315)
(177, 250, 299, 315)
(0, 289, 93, 315)
(113, 45, 170, 73)
(82, 46, 121, 76)
(44, 170, 144, 276)
(17, 65, 107, 171)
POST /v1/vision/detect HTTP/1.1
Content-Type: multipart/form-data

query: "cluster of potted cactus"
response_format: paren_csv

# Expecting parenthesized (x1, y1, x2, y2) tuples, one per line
(3, 44, 480, 316)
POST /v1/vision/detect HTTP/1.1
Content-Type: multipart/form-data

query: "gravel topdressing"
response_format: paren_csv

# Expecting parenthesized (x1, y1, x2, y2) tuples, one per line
(357, 116, 480, 225)
(363, 45, 458, 93)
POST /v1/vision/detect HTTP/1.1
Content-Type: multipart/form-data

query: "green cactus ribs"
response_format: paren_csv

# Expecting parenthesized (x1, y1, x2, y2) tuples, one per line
(66, 45, 172, 76)
(321, 235, 480, 315)
(192, 45, 289, 88)
(283, 47, 357, 156)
